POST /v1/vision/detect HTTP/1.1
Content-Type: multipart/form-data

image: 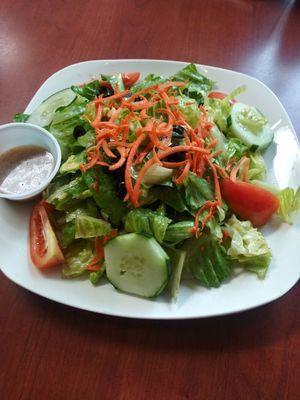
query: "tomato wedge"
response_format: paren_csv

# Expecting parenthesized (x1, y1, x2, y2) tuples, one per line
(208, 91, 236, 104)
(208, 91, 228, 100)
(29, 202, 65, 269)
(122, 72, 140, 89)
(220, 179, 279, 227)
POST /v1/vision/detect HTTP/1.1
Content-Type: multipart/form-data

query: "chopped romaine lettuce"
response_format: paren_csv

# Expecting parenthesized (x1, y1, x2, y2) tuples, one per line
(61, 222, 76, 248)
(46, 176, 92, 210)
(150, 186, 186, 212)
(184, 173, 213, 210)
(225, 215, 271, 278)
(62, 240, 95, 277)
(89, 265, 106, 285)
(183, 235, 231, 287)
(60, 151, 86, 174)
(125, 208, 171, 243)
(13, 112, 30, 122)
(82, 168, 127, 225)
(64, 201, 99, 223)
(171, 63, 214, 104)
(223, 138, 248, 163)
(247, 151, 266, 181)
(277, 187, 300, 224)
(165, 247, 186, 299)
(75, 215, 111, 239)
(131, 73, 166, 92)
(71, 80, 101, 100)
(176, 95, 201, 128)
(164, 221, 194, 243)
(100, 73, 125, 92)
(49, 96, 89, 159)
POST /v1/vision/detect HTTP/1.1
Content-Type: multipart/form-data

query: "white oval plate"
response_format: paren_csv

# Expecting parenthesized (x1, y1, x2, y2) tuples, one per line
(1, 60, 299, 319)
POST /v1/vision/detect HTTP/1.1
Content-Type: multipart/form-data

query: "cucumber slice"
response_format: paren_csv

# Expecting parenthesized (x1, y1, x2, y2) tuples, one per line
(27, 88, 76, 127)
(230, 102, 273, 150)
(104, 233, 170, 298)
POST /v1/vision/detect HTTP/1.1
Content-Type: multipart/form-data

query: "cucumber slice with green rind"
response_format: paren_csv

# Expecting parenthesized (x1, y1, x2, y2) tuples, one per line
(27, 88, 77, 127)
(104, 233, 170, 298)
(230, 102, 273, 150)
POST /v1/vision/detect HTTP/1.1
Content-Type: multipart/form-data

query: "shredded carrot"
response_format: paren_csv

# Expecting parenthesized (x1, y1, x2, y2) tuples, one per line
(214, 164, 229, 179)
(230, 156, 250, 182)
(109, 147, 126, 170)
(161, 160, 188, 168)
(174, 160, 191, 184)
(125, 133, 147, 203)
(85, 264, 101, 272)
(102, 140, 117, 158)
(79, 78, 229, 229)
(94, 89, 130, 104)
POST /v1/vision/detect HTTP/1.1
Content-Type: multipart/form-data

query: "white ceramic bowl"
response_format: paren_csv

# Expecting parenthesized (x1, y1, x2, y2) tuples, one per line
(0, 122, 61, 201)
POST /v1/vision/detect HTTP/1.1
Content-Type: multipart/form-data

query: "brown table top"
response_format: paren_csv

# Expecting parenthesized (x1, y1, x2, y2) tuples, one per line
(0, 1, 299, 399)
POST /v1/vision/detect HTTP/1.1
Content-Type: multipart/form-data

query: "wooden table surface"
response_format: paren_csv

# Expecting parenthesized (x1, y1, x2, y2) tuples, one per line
(0, 1, 299, 399)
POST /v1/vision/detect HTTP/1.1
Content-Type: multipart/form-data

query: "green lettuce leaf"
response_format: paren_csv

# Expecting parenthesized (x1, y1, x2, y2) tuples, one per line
(71, 80, 101, 100)
(131, 73, 166, 92)
(89, 265, 106, 285)
(165, 247, 186, 300)
(164, 221, 194, 243)
(82, 168, 128, 225)
(277, 187, 300, 224)
(60, 151, 86, 174)
(223, 138, 248, 162)
(62, 240, 95, 277)
(171, 63, 214, 104)
(184, 173, 213, 210)
(75, 215, 111, 239)
(60, 222, 76, 248)
(71, 74, 125, 101)
(124, 208, 171, 243)
(247, 151, 266, 181)
(46, 176, 92, 210)
(59, 201, 100, 247)
(100, 73, 125, 92)
(13, 113, 30, 122)
(225, 215, 271, 278)
(49, 96, 89, 159)
(64, 201, 99, 223)
(183, 235, 232, 287)
(176, 95, 201, 128)
(76, 130, 94, 148)
(150, 186, 186, 212)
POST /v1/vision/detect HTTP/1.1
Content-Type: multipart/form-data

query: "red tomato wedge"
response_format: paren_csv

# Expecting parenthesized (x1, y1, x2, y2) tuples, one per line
(220, 179, 279, 227)
(122, 72, 140, 88)
(29, 202, 65, 269)
(208, 91, 237, 104)
(208, 91, 228, 100)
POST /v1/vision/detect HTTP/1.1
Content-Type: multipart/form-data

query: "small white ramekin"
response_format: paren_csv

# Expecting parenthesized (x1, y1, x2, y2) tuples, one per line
(0, 123, 61, 201)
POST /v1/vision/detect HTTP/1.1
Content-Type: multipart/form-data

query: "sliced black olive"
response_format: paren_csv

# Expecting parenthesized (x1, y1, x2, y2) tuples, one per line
(183, 88, 189, 97)
(73, 125, 86, 139)
(96, 85, 114, 98)
(172, 125, 185, 138)
(123, 92, 132, 100)
(108, 164, 127, 198)
(165, 125, 186, 162)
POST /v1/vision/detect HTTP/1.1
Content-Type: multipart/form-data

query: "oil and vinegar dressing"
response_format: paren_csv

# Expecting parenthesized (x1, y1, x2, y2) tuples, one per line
(0, 145, 54, 195)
